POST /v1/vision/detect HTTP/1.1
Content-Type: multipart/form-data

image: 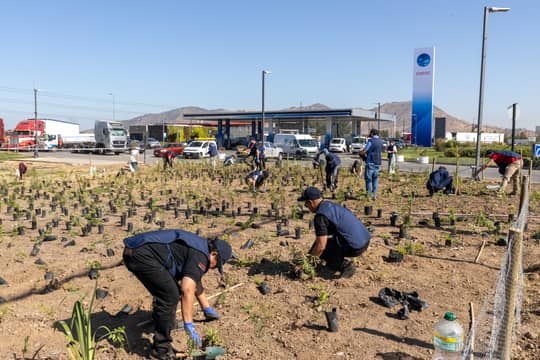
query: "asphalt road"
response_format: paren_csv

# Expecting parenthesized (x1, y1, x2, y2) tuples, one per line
(22, 149, 540, 184)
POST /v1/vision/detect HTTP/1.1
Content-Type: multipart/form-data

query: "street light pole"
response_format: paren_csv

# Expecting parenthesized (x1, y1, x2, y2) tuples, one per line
(474, 6, 510, 177)
(377, 102, 381, 132)
(261, 70, 270, 142)
(33, 88, 38, 158)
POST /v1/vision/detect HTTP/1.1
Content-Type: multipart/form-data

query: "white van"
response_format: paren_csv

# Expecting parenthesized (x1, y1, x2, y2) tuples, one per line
(273, 134, 319, 158)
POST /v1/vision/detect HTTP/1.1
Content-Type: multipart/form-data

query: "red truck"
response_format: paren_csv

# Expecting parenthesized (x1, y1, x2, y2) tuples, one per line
(9, 118, 79, 150)
(0, 118, 4, 149)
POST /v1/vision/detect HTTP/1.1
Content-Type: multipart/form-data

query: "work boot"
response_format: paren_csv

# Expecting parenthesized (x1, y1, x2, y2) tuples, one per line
(339, 260, 356, 279)
(150, 333, 175, 360)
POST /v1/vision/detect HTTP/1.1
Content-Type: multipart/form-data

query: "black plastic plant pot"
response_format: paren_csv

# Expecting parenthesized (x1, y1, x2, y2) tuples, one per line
(237, 207, 241, 216)
(276, 223, 282, 233)
(31, 220, 37, 230)
(325, 308, 339, 332)
(390, 213, 399, 227)
(295, 227, 302, 240)
(17, 226, 25, 236)
(376, 209, 382, 218)
(434, 217, 442, 228)
(247, 202, 252, 210)
(175, 208, 180, 219)
(398, 225, 409, 239)
(364, 206, 373, 216)
(258, 282, 271, 295)
(252, 207, 258, 215)
(65, 222, 71, 231)
(88, 268, 99, 280)
(445, 239, 453, 247)
(432, 212, 439, 220)
(159, 221, 165, 229)
(30, 244, 40, 257)
(127, 223, 133, 232)
(508, 214, 514, 223)
(106, 248, 115, 257)
(41, 210, 47, 218)
(120, 214, 127, 227)
(98, 224, 104, 234)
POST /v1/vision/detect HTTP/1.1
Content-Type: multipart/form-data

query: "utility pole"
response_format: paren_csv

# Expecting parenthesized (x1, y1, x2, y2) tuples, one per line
(33, 88, 39, 158)
(377, 102, 381, 132)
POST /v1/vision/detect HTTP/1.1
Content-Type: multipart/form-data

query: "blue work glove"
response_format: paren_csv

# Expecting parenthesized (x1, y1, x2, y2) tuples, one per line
(183, 322, 201, 348)
(203, 306, 220, 320)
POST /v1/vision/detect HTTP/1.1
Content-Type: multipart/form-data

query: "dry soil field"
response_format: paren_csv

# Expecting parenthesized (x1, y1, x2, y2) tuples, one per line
(0, 159, 539, 360)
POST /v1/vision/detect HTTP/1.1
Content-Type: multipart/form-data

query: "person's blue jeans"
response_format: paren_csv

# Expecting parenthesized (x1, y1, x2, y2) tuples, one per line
(365, 163, 380, 197)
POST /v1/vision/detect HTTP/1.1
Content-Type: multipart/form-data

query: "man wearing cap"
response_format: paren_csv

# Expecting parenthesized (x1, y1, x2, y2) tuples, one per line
(360, 129, 383, 199)
(473, 150, 522, 195)
(298, 186, 371, 278)
(123, 229, 232, 360)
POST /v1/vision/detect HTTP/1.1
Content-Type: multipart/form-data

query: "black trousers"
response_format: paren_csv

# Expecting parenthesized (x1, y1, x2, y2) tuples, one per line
(320, 235, 367, 270)
(123, 246, 179, 350)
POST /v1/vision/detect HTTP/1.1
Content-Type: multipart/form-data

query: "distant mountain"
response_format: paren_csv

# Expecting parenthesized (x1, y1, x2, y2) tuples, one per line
(122, 101, 531, 136)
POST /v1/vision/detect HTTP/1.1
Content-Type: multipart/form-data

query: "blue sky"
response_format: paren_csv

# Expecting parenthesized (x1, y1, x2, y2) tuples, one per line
(0, 0, 537, 131)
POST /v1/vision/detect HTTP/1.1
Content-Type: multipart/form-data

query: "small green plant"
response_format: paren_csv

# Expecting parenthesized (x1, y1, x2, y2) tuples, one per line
(396, 241, 424, 255)
(290, 249, 319, 280)
(203, 327, 223, 348)
(58, 283, 127, 360)
(310, 285, 334, 308)
(0, 305, 9, 322)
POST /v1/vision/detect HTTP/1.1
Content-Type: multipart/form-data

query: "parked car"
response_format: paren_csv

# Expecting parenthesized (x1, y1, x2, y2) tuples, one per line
(127, 139, 144, 154)
(236, 141, 283, 161)
(350, 136, 367, 154)
(183, 140, 217, 159)
(389, 138, 406, 150)
(159, 142, 190, 157)
(154, 142, 187, 157)
(145, 137, 161, 149)
(329, 138, 348, 153)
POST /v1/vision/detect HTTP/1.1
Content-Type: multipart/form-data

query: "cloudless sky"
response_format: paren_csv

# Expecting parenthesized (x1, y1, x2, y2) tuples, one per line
(0, 0, 538, 131)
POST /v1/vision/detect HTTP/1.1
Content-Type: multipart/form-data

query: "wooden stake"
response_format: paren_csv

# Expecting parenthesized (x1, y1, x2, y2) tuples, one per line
(469, 302, 475, 360)
(474, 240, 486, 263)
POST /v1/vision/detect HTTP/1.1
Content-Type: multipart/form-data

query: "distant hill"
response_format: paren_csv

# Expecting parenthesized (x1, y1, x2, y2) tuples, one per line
(122, 101, 532, 136)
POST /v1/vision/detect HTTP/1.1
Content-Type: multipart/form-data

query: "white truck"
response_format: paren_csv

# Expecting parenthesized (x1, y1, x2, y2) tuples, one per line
(30, 119, 80, 151)
(94, 120, 128, 154)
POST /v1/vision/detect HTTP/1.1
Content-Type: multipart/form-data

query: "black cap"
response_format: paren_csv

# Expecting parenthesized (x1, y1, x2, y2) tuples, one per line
(297, 186, 323, 201)
(213, 239, 232, 274)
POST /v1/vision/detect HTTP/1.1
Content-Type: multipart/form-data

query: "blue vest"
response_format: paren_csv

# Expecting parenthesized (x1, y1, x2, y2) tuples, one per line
(367, 137, 383, 165)
(209, 143, 218, 157)
(325, 152, 341, 168)
(124, 229, 210, 277)
(316, 201, 371, 250)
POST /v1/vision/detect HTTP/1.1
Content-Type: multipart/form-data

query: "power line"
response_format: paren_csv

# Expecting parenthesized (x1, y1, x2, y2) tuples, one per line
(0, 85, 177, 109)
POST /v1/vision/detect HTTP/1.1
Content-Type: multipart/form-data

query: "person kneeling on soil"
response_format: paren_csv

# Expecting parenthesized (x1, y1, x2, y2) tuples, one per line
(245, 169, 269, 193)
(298, 186, 371, 278)
(473, 149, 522, 195)
(162, 150, 176, 171)
(426, 166, 454, 195)
(123, 230, 232, 360)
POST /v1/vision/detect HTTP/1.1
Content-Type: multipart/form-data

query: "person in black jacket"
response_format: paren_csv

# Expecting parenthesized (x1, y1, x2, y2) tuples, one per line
(426, 166, 454, 195)
(123, 230, 232, 360)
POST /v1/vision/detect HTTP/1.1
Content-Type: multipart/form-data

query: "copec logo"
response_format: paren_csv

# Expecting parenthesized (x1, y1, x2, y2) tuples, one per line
(417, 53, 431, 67)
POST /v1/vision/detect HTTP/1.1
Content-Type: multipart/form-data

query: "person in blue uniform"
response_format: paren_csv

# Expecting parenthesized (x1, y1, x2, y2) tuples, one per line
(123, 230, 232, 360)
(245, 169, 270, 193)
(298, 186, 371, 278)
(426, 166, 454, 195)
(314, 149, 341, 191)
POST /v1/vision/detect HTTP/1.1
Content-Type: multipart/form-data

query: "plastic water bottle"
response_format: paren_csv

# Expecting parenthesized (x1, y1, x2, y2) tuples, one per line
(433, 312, 464, 360)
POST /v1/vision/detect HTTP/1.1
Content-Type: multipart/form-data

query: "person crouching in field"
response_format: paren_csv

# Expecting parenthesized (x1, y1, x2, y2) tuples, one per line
(298, 186, 371, 278)
(245, 170, 269, 193)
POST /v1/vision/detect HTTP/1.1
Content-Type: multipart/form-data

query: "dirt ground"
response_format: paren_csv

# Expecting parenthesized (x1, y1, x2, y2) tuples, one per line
(0, 159, 539, 360)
